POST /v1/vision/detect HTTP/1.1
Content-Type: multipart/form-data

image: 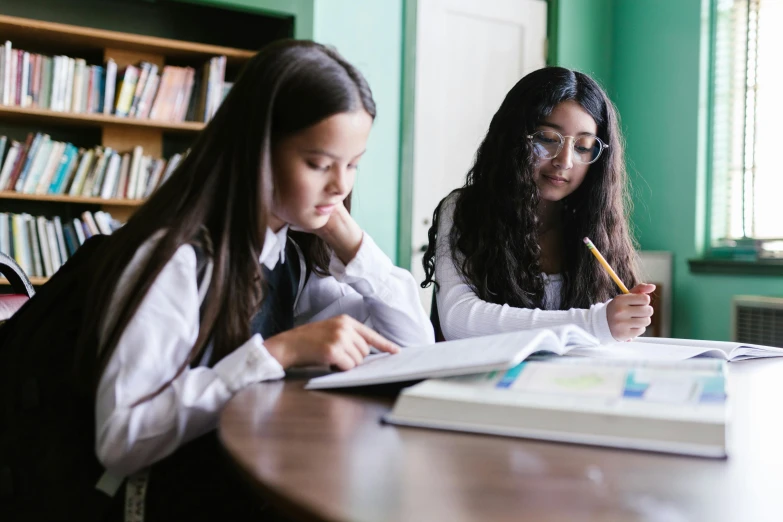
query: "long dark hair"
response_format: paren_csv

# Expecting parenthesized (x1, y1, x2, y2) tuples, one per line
(422, 67, 638, 309)
(77, 40, 376, 393)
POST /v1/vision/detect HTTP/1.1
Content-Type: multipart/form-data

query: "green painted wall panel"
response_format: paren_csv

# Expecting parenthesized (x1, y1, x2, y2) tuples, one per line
(313, 0, 403, 259)
(611, 0, 783, 340)
(556, 0, 614, 93)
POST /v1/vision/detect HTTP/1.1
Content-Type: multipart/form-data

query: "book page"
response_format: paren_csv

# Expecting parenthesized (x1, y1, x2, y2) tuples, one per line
(306, 326, 582, 389)
(438, 357, 727, 408)
(559, 325, 600, 348)
(568, 341, 731, 361)
(634, 337, 783, 360)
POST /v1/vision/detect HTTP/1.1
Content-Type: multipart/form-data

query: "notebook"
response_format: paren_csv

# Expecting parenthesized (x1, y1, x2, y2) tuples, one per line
(384, 356, 728, 458)
(304, 325, 782, 390)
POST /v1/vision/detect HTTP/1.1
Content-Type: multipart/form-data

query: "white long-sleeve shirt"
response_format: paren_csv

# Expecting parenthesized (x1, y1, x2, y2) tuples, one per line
(434, 194, 615, 344)
(95, 226, 434, 476)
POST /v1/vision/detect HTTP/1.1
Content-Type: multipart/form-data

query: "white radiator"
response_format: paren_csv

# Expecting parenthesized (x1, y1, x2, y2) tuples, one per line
(732, 296, 783, 347)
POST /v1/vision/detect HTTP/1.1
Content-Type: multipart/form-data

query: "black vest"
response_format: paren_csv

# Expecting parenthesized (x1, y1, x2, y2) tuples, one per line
(250, 240, 303, 339)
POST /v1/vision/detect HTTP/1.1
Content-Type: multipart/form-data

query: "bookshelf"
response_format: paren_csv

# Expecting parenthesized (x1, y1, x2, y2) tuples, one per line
(0, 104, 206, 133)
(0, 8, 281, 287)
(0, 15, 256, 65)
(0, 190, 143, 206)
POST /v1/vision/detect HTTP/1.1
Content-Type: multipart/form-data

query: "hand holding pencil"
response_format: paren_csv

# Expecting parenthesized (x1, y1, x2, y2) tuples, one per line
(583, 237, 656, 341)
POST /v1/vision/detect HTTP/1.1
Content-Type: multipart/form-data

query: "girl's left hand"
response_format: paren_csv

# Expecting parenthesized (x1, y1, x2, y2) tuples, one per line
(313, 203, 364, 265)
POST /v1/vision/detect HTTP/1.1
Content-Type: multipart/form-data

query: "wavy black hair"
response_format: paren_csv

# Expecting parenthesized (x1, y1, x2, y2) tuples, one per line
(422, 66, 638, 309)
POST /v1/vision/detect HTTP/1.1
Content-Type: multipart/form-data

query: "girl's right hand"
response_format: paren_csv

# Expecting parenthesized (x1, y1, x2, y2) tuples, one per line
(264, 314, 400, 370)
(606, 284, 656, 341)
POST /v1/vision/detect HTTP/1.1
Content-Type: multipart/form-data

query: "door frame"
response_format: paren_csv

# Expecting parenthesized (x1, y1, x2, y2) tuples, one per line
(396, 0, 418, 270)
(395, 0, 559, 269)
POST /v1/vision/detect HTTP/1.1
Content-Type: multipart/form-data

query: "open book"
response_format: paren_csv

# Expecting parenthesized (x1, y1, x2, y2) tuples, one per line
(572, 337, 783, 361)
(305, 325, 783, 390)
(384, 357, 728, 458)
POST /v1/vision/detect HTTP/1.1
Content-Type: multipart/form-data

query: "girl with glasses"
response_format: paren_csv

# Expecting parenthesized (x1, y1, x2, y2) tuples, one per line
(422, 67, 654, 343)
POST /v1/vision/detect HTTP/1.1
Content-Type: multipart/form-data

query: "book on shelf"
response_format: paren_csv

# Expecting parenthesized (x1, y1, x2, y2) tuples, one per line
(0, 40, 228, 123)
(384, 356, 729, 458)
(0, 134, 184, 200)
(304, 325, 783, 390)
(0, 210, 120, 279)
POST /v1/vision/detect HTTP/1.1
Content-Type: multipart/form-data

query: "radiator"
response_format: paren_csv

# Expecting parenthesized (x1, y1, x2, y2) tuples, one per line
(732, 296, 783, 348)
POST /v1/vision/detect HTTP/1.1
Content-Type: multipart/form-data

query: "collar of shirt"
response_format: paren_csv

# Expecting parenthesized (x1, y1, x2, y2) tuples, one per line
(259, 225, 289, 270)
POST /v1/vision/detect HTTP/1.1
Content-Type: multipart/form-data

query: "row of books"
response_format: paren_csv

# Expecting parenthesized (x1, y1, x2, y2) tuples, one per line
(0, 134, 185, 199)
(0, 41, 231, 122)
(0, 210, 119, 278)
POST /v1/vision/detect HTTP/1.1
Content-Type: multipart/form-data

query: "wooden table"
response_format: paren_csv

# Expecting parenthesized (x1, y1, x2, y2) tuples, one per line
(219, 360, 783, 522)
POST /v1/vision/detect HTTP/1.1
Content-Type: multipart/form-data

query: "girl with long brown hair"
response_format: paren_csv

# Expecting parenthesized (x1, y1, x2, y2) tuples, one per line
(1, 39, 433, 521)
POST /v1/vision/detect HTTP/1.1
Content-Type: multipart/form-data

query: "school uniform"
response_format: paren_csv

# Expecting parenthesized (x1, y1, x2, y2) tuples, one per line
(94, 225, 434, 519)
(433, 193, 616, 344)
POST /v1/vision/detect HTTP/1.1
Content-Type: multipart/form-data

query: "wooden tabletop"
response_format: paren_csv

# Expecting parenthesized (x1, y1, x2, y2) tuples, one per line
(219, 360, 783, 522)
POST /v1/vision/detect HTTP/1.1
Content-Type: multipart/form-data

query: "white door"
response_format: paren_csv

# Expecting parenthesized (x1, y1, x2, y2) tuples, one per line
(410, 0, 548, 310)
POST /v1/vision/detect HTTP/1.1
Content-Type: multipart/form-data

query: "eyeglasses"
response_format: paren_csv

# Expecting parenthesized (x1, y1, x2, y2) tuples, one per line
(527, 130, 608, 165)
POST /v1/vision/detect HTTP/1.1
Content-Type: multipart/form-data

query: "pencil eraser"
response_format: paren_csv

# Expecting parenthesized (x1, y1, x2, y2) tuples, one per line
(583, 237, 590, 244)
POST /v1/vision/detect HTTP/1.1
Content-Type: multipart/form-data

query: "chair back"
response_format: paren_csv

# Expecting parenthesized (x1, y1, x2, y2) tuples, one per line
(0, 252, 35, 322)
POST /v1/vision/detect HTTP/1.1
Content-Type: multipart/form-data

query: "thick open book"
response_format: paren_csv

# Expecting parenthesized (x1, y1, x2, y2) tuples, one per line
(306, 325, 598, 390)
(305, 325, 783, 390)
(384, 357, 728, 458)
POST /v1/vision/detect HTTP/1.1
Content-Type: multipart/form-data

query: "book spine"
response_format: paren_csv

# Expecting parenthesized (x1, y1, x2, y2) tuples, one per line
(15, 133, 45, 192)
(62, 221, 79, 256)
(0, 213, 9, 256)
(21, 136, 53, 194)
(114, 66, 139, 117)
(34, 141, 65, 195)
(46, 219, 61, 272)
(36, 216, 53, 277)
(89, 147, 113, 197)
(129, 62, 151, 117)
(2, 41, 10, 106)
(0, 142, 20, 190)
(26, 215, 43, 277)
(72, 217, 86, 244)
(53, 216, 68, 263)
(6, 133, 33, 190)
(12, 214, 29, 273)
(68, 149, 94, 197)
(103, 59, 117, 115)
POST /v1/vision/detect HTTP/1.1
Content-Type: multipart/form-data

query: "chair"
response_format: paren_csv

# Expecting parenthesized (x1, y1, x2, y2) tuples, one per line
(0, 252, 35, 323)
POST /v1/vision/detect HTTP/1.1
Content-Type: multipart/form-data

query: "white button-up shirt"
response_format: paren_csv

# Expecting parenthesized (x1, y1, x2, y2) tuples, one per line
(95, 228, 434, 476)
(434, 193, 614, 343)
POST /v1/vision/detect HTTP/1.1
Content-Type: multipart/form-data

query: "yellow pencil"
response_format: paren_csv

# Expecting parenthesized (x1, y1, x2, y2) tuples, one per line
(583, 237, 630, 294)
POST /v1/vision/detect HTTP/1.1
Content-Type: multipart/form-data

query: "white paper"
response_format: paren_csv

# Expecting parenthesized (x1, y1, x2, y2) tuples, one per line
(306, 325, 589, 389)
(568, 341, 732, 361)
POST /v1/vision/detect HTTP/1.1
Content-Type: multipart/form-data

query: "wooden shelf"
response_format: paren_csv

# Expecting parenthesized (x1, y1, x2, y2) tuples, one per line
(0, 275, 47, 286)
(0, 105, 205, 133)
(0, 14, 256, 65)
(0, 191, 144, 207)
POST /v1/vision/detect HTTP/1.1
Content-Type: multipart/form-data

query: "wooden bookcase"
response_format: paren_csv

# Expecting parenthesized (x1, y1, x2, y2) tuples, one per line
(0, 10, 281, 286)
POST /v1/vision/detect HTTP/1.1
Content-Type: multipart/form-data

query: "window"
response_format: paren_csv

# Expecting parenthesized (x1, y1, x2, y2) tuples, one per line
(710, 0, 783, 243)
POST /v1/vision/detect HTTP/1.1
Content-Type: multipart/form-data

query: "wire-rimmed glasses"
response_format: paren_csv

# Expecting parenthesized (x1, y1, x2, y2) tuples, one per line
(527, 130, 608, 165)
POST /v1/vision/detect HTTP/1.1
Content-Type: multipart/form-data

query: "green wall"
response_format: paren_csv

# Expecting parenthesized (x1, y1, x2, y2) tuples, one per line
(607, 0, 782, 340)
(313, 0, 403, 259)
(555, 0, 614, 93)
